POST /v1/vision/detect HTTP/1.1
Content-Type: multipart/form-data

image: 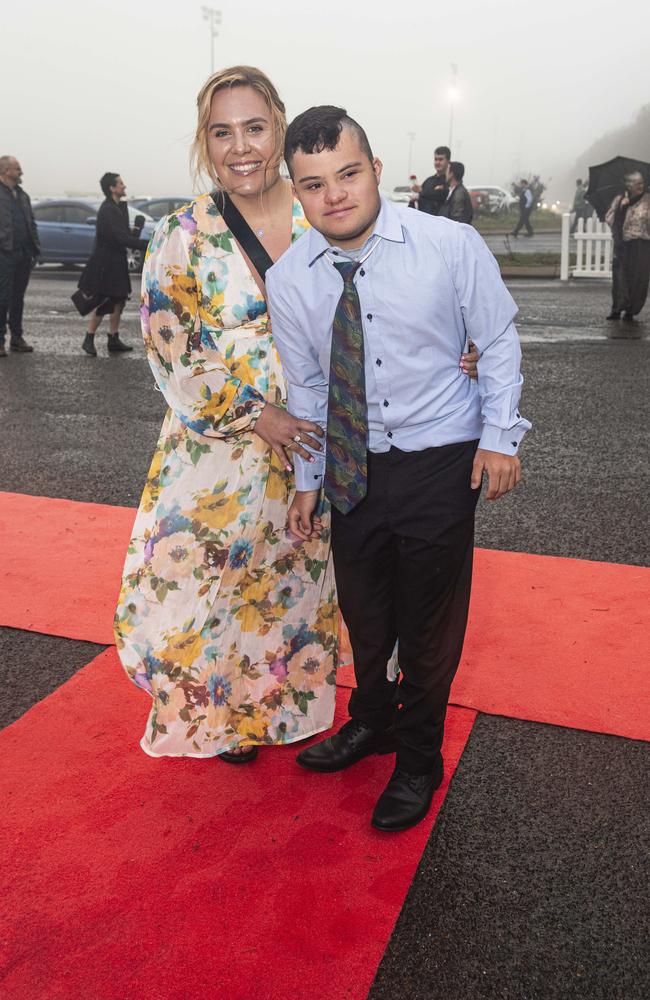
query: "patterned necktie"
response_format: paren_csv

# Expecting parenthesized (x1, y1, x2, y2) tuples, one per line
(324, 259, 368, 514)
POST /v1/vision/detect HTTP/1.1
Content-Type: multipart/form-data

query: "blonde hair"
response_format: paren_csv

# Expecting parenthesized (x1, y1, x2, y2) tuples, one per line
(191, 66, 287, 190)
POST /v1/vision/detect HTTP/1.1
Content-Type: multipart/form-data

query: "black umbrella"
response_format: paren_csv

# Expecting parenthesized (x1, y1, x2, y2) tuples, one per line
(586, 156, 650, 222)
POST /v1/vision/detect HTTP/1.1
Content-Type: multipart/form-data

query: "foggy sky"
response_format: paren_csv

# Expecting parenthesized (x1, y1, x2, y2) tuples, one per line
(4, 0, 649, 202)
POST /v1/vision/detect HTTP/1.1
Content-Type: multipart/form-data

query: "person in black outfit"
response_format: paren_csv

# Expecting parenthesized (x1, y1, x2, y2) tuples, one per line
(415, 145, 450, 216)
(512, 178, 534, 237)
(439, 161, 474, 224)
(0, 156, 39, 357)
(77, 172, 148, 356)
(605, 172, 650, 321)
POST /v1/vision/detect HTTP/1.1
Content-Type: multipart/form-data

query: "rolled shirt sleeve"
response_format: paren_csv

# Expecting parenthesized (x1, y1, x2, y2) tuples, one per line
(266, 270, 327, 491)
(453, 225, 532, 455)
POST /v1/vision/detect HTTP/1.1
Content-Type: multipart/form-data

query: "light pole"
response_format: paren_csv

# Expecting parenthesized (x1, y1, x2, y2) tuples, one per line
(201, 6, 222, 74)
(448, 63, 459, 150)
(407, 132, 416, 177)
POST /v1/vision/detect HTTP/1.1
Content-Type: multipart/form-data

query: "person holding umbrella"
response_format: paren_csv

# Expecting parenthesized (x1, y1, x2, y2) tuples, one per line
(604, 171, 650, 321)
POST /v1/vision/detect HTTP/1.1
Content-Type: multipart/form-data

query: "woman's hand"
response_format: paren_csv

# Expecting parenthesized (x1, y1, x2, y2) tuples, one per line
(460, 338, 480, 380)
(287, 490, 321, 540)
(254, 404, 324, 471)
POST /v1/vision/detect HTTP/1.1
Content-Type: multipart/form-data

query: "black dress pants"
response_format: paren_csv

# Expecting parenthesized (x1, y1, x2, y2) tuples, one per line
(513, 207, 533, 236)
(331, 441, 480, 774)
(611, 239, 650, 316)
(0, 251, 32, 342)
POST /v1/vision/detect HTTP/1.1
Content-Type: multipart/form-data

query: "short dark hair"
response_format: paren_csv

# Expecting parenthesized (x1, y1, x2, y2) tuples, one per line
(284, 106, 373, 174)
(449, 161, 465, 183)
(576, 178, 583, 185)
(100, 172, 120, 197)
(435, 146, 451, 159)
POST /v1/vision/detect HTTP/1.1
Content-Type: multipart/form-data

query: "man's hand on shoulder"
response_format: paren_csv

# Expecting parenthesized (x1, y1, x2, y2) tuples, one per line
(287, 490, 322, 541)
(471, 448, 521, 501)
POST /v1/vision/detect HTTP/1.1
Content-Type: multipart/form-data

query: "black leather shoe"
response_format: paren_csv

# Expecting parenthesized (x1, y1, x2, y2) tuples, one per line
(10, 337, 34, 352)
(296, 719, 396, 773)
(218, 746, 258, 764)
(107, 334, 133, 352)
(606, 311, 621, 320)
(82, 333, 97, 356)
(623, 312, 637, 323)
(0, 343, 7, 358)
(371, 758, 444, 832)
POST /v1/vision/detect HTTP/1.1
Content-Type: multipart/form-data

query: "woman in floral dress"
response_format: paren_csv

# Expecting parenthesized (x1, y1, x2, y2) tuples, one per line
(114, 67, 337, 761)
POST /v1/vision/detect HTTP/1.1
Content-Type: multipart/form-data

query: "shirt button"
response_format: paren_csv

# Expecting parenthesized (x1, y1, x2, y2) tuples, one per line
(387, 431, 393, 438)
(511, 441, 518, 448)
(367, 313, 373, 321)
(314, 474, 320, 479)
(376, 358, 382, 366)
(359, 268, 365, 276)
(383, 399, 389, 407)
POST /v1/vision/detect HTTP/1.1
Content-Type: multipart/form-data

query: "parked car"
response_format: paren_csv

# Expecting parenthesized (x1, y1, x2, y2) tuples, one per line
(467, 185, 517, 216)
(32, 198, 156, 271)
(390, 185, 416, 204)
(130, 196, 192, 221)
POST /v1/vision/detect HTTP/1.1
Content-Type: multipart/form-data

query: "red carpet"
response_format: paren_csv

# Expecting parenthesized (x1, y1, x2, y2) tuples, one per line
(0, 648, 476, 1000)
(1, 492, 648, 741)
(331, 550, 649, 743)
(0, 492, 135, 644)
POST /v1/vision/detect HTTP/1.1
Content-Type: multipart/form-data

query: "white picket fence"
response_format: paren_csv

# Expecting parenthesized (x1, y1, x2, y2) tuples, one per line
(560, 212, 612, 281)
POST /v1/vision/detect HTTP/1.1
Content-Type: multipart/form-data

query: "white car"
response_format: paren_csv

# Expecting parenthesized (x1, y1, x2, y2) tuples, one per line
(389, 185, 416, 204)
(468, 185, 517, 215)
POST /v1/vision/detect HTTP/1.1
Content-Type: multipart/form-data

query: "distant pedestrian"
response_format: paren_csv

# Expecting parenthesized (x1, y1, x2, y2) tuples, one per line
(414, 146, 450, 216)
(76, 172, 147, 356)
(605, 171, 650, 322)
(439, 161, 473, 224)
(0, 156, 39, 357)
(512, 179, 534, 237)
(571, 178, 592, 234)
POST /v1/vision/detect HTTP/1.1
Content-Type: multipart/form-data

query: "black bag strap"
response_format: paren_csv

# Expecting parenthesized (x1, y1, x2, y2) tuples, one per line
(211, 190, 274, 283)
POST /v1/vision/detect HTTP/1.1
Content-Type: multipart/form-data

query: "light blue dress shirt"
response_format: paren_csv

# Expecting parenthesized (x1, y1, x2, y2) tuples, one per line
(266, 196, 531, 492)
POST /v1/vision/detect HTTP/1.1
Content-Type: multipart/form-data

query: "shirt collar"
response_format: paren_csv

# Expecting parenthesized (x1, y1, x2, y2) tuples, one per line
(307, 195, 405, 267)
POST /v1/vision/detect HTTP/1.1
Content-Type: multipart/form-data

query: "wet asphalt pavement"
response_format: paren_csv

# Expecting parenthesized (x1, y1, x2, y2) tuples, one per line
(2, 269, 648, 566)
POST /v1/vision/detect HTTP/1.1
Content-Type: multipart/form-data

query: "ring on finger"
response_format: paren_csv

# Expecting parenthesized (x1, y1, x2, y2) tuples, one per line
(293, 434, 302, 443)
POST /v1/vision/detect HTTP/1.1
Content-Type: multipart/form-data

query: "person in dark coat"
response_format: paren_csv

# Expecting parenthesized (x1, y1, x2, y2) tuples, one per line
(605, 171, 650, 322)
(0, 155, 40, 357)
(77, 172, 147, 355)
(414, 145, 450, 216)
(439, 161, 473, 224)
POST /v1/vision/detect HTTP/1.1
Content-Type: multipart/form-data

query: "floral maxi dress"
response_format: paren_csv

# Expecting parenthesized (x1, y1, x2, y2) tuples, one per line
(114, 195, 338, 757)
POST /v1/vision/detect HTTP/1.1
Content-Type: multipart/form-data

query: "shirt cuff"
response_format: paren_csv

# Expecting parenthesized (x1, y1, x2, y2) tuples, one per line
(479, 420, 530, 456)
(294, 454, 325, 491)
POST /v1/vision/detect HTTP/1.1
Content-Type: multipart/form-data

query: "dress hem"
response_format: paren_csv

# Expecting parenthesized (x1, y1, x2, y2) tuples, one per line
(138, 720, 334, 759)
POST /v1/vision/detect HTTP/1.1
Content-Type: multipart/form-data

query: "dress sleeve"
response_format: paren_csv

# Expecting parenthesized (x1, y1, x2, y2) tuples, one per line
(141, 217, 266, 438)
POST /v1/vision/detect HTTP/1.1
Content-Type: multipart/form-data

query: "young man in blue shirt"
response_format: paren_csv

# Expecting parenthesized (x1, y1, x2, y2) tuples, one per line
(266, 107, 530, 832)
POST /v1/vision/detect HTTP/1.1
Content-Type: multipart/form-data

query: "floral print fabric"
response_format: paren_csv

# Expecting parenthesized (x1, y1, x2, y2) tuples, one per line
(114, 194, 338, 757)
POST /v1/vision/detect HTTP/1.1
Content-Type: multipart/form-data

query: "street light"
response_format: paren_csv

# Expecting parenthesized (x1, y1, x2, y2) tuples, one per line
(407, 132, 416, 176)
(201, 5, 222, 74)
(448, 63, 459, 150)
